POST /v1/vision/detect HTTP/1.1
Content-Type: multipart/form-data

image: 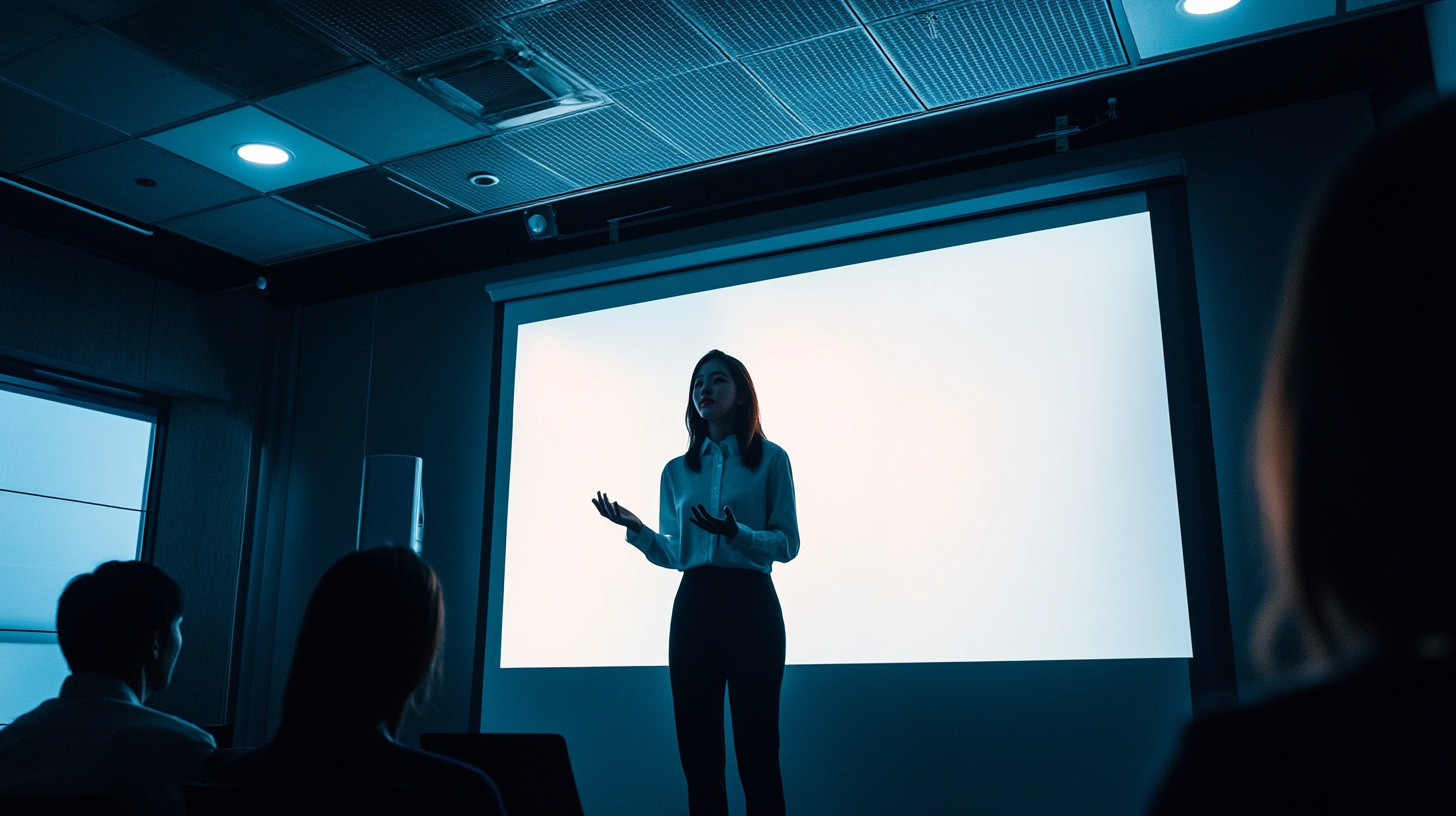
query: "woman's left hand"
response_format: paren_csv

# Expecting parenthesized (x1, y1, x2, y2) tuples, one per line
(689, 504, 739, 541)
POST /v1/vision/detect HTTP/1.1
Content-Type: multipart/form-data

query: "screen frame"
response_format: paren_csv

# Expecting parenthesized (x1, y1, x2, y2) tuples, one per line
(470, 160, 1236, 726)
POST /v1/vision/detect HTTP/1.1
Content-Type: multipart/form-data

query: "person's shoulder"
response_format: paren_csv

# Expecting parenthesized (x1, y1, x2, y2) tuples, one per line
(123, 705, 217, 748)
(759, 438, 789, 461)
(1154, 656, 1455, 814)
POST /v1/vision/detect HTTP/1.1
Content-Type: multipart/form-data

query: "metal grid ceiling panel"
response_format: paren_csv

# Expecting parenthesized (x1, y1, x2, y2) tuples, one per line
(849, 0, 944, 21)
(742, 29, 923, 134)
(497, 106, 690, 188)
(276, 0, 526, 69)
(387, 136, 575, 213)
(505, 0, 725, 89)
(613, 62, 810, 162)
(870, 0, 1126, 108)
(674, 0, 858, 57)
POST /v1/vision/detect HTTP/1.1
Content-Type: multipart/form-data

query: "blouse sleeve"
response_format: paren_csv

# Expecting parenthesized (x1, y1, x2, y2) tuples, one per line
(728, 447, 800, 564)
(625, 466, 685, 569)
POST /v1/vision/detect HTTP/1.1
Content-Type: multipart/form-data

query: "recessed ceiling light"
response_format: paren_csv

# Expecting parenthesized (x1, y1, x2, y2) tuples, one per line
(235, 143, 291, 165)
(1179, 0, 1240, 14)
(468, 172, 501, 187)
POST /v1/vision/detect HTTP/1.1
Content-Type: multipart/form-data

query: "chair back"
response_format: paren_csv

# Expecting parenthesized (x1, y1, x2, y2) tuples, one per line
(420, 732, 585, 816)
(0, 794, 126, 815)
(182, 781, 417, 815)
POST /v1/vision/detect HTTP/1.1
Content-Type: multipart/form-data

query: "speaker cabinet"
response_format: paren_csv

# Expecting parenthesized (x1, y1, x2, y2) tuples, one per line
(357, 455, 423, 552)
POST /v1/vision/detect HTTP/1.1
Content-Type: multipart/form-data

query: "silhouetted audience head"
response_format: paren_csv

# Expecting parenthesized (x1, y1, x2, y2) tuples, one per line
(57, 560, 184, 692)
(281, 546, 444, 734)
(1254, 98, 1456, 669)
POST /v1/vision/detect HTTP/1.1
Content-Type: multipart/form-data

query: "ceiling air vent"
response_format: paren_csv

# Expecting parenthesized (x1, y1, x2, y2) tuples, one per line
(415, 42, 606, 132)
(436, 61, 552, 115)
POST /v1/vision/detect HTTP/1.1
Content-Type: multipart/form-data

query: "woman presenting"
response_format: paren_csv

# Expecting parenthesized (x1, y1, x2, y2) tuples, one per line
(593, 349, 799, 816)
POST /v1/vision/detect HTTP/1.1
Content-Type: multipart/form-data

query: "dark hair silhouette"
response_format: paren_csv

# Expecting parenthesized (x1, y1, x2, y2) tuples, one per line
(1254, 99, 1456, 667)
(684, 350, 765, 472)
(57, 561, 183, 674)
(281, 546, 444, 732)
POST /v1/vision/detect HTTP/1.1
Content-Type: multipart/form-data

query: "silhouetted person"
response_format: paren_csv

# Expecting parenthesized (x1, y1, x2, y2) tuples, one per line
(1149, 100, 1456, 814)
(210, 546, 503, 814)
(0, 561, 214, 814)
(594, 350, 800, 816)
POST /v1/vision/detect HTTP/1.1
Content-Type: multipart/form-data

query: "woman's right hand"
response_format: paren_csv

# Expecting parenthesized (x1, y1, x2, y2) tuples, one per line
(593, 491, 643, 533)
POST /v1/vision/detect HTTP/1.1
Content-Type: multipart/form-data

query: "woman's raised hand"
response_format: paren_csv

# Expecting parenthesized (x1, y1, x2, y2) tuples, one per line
(689, 504, 739, 541)
(593, 491, 644, 533)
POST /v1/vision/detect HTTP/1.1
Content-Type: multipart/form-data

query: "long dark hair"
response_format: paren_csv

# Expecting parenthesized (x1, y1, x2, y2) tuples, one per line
(281, 546, 444, 732)
(684, 350, 765, 472)
(1254, 99, 1455, 669)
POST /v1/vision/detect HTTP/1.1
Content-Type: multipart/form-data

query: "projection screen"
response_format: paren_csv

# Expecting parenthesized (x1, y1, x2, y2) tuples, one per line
(488, 192, 1192, 672)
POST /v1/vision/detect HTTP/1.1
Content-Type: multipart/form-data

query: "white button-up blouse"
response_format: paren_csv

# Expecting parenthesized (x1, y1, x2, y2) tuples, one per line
(626, 435, 800, 573)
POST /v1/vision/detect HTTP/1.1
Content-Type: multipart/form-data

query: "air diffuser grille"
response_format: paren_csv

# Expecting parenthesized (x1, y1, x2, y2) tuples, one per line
(504, 0, 725, 89)
(388, 136, 575, 213)
(613, 62, 809, 162)
(497, 105, 689, 187)
(870, 0, 1126, 108)
(742, 28, 923, 134)
(675, 0, 858, 57)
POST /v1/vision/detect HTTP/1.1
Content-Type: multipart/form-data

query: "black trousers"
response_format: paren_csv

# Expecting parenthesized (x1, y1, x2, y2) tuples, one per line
(669, 566, 787, 816)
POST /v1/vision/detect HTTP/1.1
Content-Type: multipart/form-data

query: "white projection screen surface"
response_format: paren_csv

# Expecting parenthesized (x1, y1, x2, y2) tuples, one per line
(495, 199, 1193, 670)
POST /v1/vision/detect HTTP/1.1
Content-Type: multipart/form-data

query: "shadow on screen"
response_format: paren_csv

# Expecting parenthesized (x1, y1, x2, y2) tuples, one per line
(421, 733, 584, 816)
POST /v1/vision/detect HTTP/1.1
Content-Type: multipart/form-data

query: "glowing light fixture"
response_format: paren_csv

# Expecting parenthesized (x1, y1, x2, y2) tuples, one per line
(1179, 0, 1240, 13)
(234, 143, 291, 164)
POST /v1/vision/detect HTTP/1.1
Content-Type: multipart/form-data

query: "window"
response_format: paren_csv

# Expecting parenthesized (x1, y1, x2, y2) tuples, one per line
(0, 371, 158, 725)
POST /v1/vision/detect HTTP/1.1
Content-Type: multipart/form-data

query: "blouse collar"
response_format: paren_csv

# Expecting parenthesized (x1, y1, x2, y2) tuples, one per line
(700, 434, 740, 458)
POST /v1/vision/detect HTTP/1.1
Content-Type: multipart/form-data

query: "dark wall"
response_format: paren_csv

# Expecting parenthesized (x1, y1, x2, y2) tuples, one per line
(0, 224, 279, 726)
(231, 272, 496, 746)
(241, 90, 1375, 811)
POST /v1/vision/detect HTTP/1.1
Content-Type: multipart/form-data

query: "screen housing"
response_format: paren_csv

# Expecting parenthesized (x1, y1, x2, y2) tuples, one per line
(471, 154, 1236, 721)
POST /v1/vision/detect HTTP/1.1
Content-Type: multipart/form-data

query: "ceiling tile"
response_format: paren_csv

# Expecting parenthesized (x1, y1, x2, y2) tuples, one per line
(870, 0, 1127, 108)
(504, 0, 726, 89)
(0, 27, 234, 135)
(742, 28, 924, 134)
(46, 0, 151, 24)
(144, 106, 368, 193)
(848, 0, 942, 21)
(387, 136, 575, 213)
(260, 67, 483, 163)
(276, 0, 530, 70)
(674, 0, 858, 57)
(108, 0, 358, 98)
(612, 62, 810, 161)
(160, 196, 360, 263)
(1121, 0, 1335, 59)
(22, 140, 255, 223)
(496, 105, 689, 187)
(0, 81, 125, 171)
(1346, 0, 1402, 8)
(0, 1, 79, 60)
(279, 168, 472, 237)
